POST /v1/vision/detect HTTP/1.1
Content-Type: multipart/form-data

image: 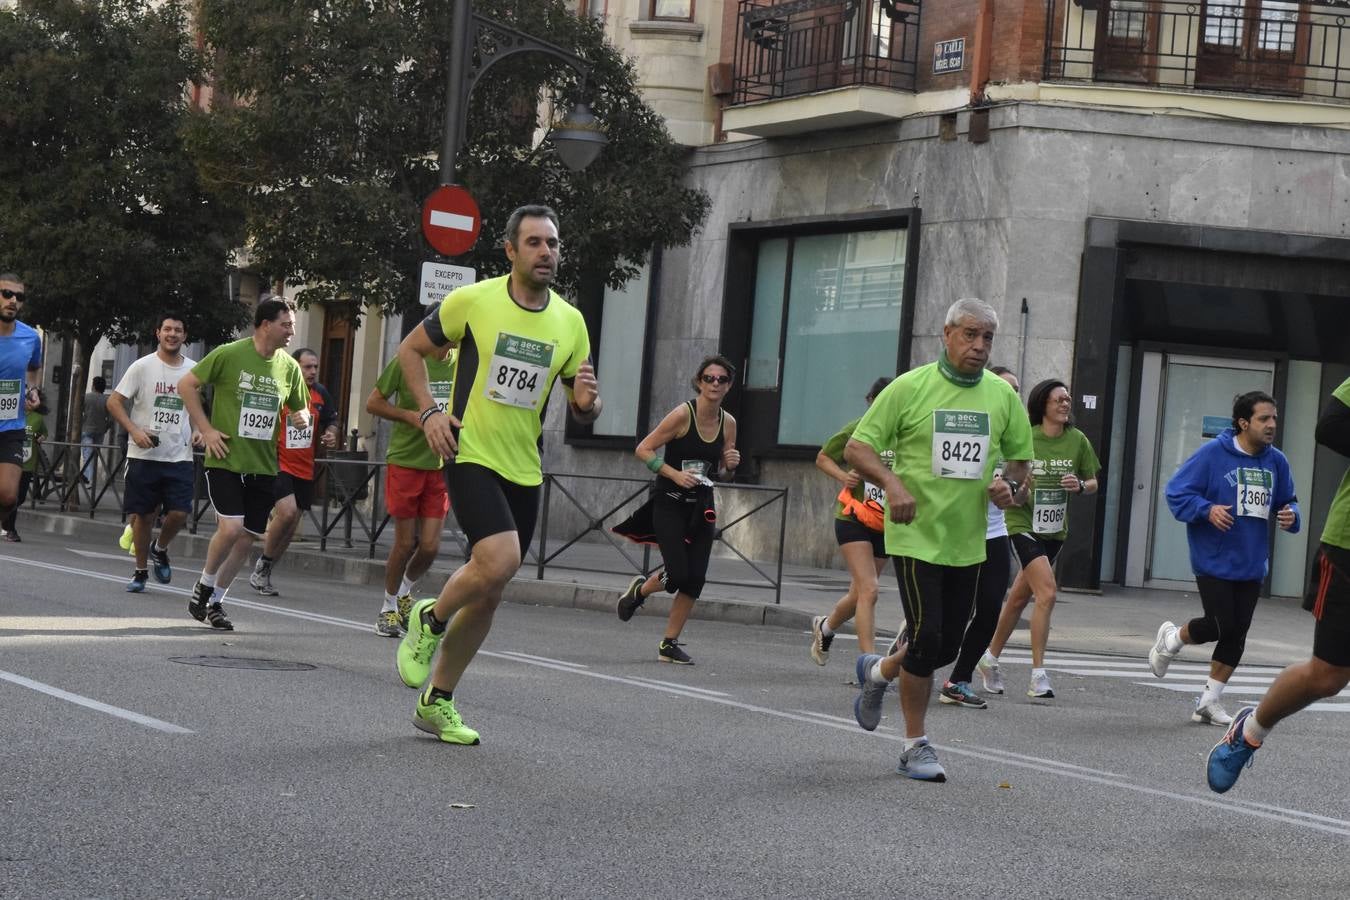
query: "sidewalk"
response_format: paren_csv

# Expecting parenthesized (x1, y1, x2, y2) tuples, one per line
(11, 503, 1318, 668)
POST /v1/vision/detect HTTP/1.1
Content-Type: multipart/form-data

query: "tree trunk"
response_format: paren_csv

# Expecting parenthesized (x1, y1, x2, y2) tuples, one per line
(60, 335, 95, 511)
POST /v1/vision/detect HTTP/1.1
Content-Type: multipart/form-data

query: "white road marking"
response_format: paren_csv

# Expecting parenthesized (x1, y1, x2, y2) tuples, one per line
(67, 548, 140, 562)
(11, 554, 1350, 836)
(0, 668, 193, 734)
(627, 676, 728, 697)
(497, 650, 588, 669)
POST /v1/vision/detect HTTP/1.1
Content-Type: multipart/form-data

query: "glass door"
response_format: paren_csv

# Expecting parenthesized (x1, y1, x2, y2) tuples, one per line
(1127, 352, 1274, 588)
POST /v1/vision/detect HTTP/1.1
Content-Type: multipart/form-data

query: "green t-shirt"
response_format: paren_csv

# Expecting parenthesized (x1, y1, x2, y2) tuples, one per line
(1004, 425, 1101, 540)
(820, 417, 893, 522)
(374, 352, 456, 471)
(429, 275, 591, 486)
(191, 338, 308, 475)
(21, 409, 46, 473)
(1322, 377, 1350, 550)
(851, 362, 1034, 566)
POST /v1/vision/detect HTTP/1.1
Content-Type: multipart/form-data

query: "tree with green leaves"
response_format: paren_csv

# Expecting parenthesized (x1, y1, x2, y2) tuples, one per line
(186, 0, 709, 321)
(0, 0, 248, 422)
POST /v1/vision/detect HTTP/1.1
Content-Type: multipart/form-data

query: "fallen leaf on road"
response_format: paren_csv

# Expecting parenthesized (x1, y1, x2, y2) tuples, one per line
(449, 803, 475, 810)
(998, 782, 1011, 789)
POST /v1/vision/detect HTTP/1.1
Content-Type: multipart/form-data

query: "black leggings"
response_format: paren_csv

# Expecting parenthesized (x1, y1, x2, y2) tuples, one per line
(896, 556, 982, 678)
(652, 493, 715, 600)
(1, 472, 32, 532)
(950, 536, 1012, 684)
(1188, 576, 1260, 668)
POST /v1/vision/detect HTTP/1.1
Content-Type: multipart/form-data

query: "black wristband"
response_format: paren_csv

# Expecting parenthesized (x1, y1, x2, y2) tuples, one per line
(1005, 479, 1021, 497)
(419, 406, 442, 425)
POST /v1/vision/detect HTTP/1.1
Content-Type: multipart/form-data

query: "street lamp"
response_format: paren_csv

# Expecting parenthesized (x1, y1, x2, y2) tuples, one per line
(439, 0, 607, 187)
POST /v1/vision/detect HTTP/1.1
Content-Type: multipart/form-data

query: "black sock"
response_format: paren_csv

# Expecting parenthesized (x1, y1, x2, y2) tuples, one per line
(134, 569, 148, 578)
(423, 607, 447, 634)
(424, 685, 453, 703)
(260, 555, 274, 565)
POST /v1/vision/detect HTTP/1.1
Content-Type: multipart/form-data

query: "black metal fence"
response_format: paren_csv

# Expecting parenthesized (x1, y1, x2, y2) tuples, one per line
(1044, 0, 1350, 103)
(20, 443, 791, 599)
(732, 0, 922, 105)
(537, 473, 791, 604)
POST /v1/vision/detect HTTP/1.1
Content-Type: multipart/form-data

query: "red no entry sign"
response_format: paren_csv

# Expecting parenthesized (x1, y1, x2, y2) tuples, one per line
(421, 184, 482, 257)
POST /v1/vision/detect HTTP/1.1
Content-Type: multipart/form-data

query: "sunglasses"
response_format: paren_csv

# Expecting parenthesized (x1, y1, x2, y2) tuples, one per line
(700, 374, 732, 385)
(0, 289, 24, 302)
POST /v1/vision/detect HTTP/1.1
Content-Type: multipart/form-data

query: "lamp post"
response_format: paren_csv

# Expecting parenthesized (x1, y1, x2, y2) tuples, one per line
(439, 0, 608, 187)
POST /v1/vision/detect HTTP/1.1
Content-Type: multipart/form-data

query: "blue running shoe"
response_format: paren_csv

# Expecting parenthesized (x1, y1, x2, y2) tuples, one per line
(853, 653, 887, 731)
(1207, 705, 1260, 793)
(148, 544, 172, 584)
(125, 571, 148, 593)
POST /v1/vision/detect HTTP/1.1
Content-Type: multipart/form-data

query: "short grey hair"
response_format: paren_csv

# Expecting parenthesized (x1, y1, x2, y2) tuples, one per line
(945, 297, 999, 331)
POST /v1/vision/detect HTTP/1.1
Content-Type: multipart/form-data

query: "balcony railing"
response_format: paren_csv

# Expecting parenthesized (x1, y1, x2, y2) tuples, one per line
(732, 0, 922, 105)
(1044, 0, 1350, 103)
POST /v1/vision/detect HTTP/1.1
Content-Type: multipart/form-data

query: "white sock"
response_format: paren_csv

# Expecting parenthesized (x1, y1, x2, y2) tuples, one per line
(868, 660, 888, 684)
(983, 650, 999, 665)
(398, 575, 416, 597)
(382, 592, 398, 613)
(1165, 626, 1184, 654)
(152, 541, 165, 554)
(1243, 713, 1271, 746)
(903, 735, 928, 752)
(199, 572, 217, 588)
(1200, 678, 1225, 706)
(820, 620, 834, 638)
(1032, 667, 1047, 678)
(210, 586, 227, 605)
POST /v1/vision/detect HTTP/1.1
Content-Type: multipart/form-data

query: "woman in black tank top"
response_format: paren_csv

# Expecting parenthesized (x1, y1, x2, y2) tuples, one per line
(613, 355, 740, 665)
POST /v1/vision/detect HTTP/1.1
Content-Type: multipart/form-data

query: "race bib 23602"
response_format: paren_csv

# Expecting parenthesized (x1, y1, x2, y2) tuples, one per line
(1237, 467, 1273, 519)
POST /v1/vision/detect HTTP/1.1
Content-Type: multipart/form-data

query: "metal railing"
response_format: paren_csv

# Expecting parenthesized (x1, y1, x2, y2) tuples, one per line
(537, 473, 791, 604)
(731, 0, 922, 105)
(20, 444, 794, 602)
(1044, 0, 1350, 103)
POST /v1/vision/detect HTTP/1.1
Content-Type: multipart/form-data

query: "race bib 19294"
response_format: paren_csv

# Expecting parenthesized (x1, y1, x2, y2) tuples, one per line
(485, 333, 554, 410)
(932, 410, 990, 479)
(238, 390, 280, 440)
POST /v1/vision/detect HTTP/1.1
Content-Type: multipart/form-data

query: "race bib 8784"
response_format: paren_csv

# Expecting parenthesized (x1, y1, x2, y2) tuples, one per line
(485, 333, 554, 411)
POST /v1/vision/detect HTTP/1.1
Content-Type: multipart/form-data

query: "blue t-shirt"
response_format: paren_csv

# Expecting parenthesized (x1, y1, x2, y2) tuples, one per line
(0, 321, 42, 433)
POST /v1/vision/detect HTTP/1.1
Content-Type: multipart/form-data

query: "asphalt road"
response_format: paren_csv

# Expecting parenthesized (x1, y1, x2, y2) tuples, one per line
(3, 530, 1348, 899)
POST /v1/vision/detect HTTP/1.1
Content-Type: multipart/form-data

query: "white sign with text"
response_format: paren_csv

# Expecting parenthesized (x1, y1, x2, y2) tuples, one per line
(420, 261, 476, 306)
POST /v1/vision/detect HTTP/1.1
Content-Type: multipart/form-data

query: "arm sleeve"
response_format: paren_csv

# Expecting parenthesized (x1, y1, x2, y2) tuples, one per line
(558, 310, 591, 382)
(287, 363, 309, 412)
(820, 423, 854, 464)
(1275, 455, 1302, 534)
(113, 359, 141, 400)
(1165, 449, 1213, 524)
(1000, 391, 1035, 461)
(191, 347, 223, 385)
(315, 384, 338, 430)
(851, 382, 902, 453)
(1314, 393, 1350, 458)
(374, 358, 401, 401)
(28, 336, 42, 370)
(1078, 431, 1102, 478)
(427, 292, 469, 347)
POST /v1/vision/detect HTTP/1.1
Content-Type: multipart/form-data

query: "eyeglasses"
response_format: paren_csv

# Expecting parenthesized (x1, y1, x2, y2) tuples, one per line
(1052, 396, 1072, 405)
(700, 374, 732, 385)
(0, 289, 24, 302)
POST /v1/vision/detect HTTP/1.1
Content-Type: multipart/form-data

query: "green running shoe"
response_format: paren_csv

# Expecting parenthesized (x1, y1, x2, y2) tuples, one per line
(397, 598, 444, 688)
(414, 691, 480, 745)
(118, 523, 135, 555)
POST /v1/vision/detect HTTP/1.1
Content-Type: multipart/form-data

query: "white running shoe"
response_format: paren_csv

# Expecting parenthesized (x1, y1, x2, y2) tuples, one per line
(809, 615, 833, 666)
(1027, 670, 1054, 699)
(1192, 697, 1233, 726)
(1149, 621, 1180, 678)
(977, 654, 1005, 694)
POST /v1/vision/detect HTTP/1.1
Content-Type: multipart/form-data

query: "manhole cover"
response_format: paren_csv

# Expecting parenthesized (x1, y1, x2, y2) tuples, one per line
(169, 656, 316, 671)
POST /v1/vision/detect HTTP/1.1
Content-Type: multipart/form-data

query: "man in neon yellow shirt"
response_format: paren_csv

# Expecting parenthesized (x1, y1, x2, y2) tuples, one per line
(845, 298, 1033, 782)
(394, 204, 601, 745)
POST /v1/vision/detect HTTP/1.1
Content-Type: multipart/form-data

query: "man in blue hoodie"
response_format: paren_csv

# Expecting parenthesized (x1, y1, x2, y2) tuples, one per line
(1206, 376, 1350, 792)
(1148, 390, 1300, 726)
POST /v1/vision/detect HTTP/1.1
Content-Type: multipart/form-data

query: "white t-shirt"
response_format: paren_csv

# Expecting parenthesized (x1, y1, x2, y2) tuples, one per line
(113, 353, 196, 463)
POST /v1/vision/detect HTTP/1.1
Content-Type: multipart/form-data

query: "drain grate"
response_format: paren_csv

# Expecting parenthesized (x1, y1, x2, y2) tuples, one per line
(169, 656, 316, 671)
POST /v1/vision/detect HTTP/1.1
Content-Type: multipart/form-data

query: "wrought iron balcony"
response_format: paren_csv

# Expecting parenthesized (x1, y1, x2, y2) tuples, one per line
(1044, 0, 1350, 103)
(731, 0, 922, 105)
